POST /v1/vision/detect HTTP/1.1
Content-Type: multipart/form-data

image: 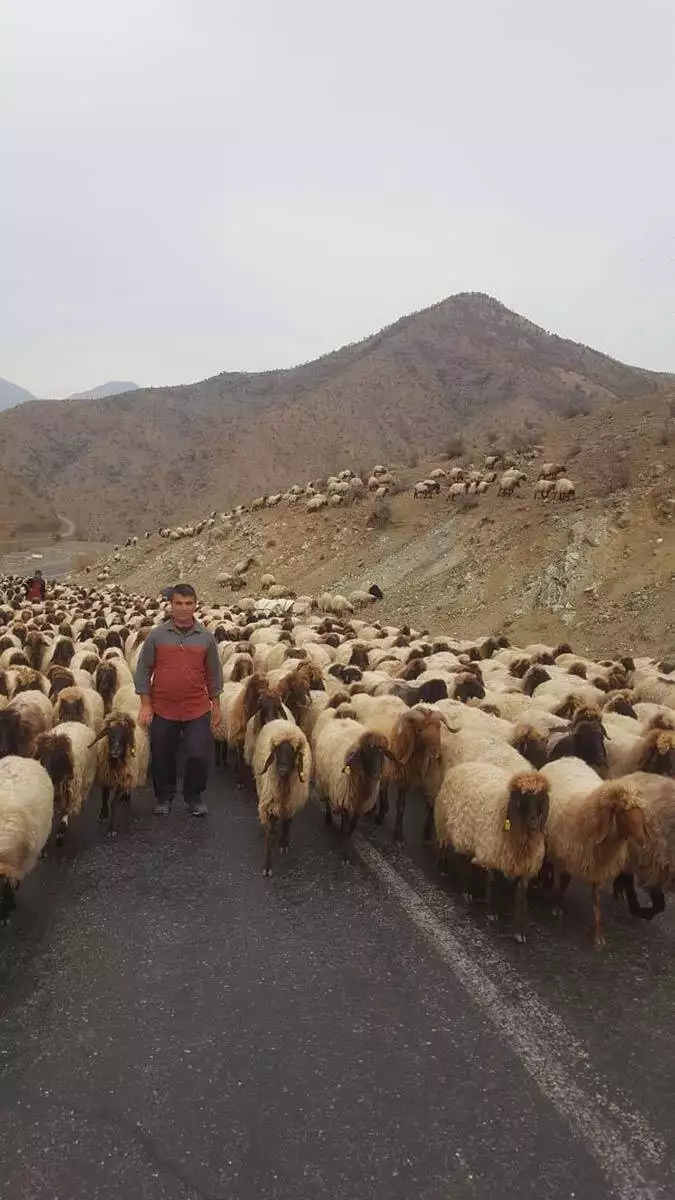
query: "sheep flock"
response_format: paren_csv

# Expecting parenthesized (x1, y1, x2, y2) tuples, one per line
(94, 454, 576, 587)
(1, 571, 674, 948)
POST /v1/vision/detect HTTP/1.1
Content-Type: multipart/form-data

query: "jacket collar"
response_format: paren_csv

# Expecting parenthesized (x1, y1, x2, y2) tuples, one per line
(167, 618, 204, 635)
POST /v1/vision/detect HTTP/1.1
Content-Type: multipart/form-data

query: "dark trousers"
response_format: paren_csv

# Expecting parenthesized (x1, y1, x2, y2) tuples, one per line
(150, 713, 214, 805)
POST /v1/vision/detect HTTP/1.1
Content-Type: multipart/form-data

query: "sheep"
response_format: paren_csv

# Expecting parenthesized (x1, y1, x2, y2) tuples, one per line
(413, 482, 430, 499)
(613, 773, 675, 920)
(0, 691, 54, 760)
(260, 573, 276, 591)
(34, 721, 98, 846)
(554, 478, 576, 501)
(538, 462, 567, 480)
(94, 658, 133, 713)
(606, 728, 675, 779)
(534, 478, 555, 500)
(252, 720, 311, 875)
(90, 711, 150, 837)
(541, 757, 645, 944)
(631, 674, 675, 710)
(0, 757, 54, 923)
(313, 715, 397, 862)
(448, 481, 468, 500)
(53, 685, 105, 734)
(546, 711, 609, 774)
(349, 696, 450, 843)
(307, 494, 328, 512)
(349, 590, 377, 609)
(434, 765, 550, 941)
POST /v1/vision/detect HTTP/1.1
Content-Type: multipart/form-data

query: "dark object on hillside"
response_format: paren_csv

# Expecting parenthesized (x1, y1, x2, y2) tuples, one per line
(368, 583, 384, 600)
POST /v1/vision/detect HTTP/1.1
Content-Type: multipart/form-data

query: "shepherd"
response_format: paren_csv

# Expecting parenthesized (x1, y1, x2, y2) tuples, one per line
(25, 569, 46, 602)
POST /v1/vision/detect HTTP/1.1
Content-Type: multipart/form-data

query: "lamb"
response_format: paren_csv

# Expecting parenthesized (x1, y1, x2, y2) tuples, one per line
(252, 720, 311, 875)
(307, 494, 328, 512)
(554, 478, 576, 501)
(534, 478, 555, 500)
(0, 757, 54, 923)
(90, 712, 150, 837)
(52, 685, 105, 734)
(34, 721, 98, 845)
(541, 757, 645, 944)
(0, 690, 54, 759)
(313, 715, 397, 862)
(448, 481, 468, 500)
(434, 765, 550, 941)
(349, 590, 377, 608)
(605, 728, 675, 779)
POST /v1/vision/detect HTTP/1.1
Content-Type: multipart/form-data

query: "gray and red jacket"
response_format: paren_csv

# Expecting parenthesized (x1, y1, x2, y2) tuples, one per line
(134, 619, 223, 721)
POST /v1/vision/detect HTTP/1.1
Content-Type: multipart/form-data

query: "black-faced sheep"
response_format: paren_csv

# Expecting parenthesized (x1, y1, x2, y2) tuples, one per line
(313, 715, 397, 862)
(91, 712, 150, 837)
(252, 720, 311, 876)
(34, 722, 98, 846)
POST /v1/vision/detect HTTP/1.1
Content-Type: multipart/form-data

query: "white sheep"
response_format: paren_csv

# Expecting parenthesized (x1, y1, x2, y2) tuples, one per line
(34, 721, 98, 846)
(541, 757, 645, 944)
(314, 714, 397, 861)
(554, 478, 576, 501)
(434, 764, 550, 941)
(534, 478, 555, 499)
(307, 495, 328, 512)
(0, 757, 54, 923)
(252, 719, 311, 875)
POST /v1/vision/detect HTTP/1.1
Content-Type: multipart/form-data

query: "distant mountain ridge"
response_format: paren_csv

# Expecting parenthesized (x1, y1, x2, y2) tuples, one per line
(67, 381, 140, 401)
(0, 376, 35, 412)
(0, 292, 664, 540)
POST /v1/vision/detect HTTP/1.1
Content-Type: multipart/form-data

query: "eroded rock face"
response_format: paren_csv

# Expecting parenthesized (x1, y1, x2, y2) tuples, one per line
(526, 517, 610, 612)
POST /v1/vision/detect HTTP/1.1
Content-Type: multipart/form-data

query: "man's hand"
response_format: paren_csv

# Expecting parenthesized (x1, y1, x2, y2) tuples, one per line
(210, 698, 222, 729)
(139, 700, 154, 729)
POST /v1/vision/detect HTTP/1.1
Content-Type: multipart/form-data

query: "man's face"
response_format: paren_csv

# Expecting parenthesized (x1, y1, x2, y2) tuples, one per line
(170, 592, 197, 627)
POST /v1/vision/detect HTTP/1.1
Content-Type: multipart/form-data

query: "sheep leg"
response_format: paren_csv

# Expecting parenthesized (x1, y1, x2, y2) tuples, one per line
(279, 818, 292, 856)
(340, 815, 358, 865)
(107, 789, 122, 839)
(422, 802, 434, 846)
(437, 846, 449, 875)
(99, 787, 110, 823)
(619, 874, 665, 921)
(55, 815, 69, 847)
(485, 871, 499, 922)
(262, 816, 277, 877)
(513, 877, 529, 943)
(591, 884, 605, 946)
(374, 784, 389, 826)
(551, 870, 571, 917)
(0, 879, 17, 925)
(324, 800, 333, 827)
(391, 785, 406, 845)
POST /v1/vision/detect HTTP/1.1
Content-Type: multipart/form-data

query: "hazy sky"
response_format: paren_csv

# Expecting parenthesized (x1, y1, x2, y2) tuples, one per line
(1, 0, 673, 397)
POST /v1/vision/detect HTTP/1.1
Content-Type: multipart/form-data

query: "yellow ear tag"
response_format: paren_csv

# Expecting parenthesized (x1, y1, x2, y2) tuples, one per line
(344, 765, 351, 775)
(503, 818, 511, 831)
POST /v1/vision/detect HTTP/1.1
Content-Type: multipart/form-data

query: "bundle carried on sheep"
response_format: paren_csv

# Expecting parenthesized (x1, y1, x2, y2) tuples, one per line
(252, 720, 311, 875)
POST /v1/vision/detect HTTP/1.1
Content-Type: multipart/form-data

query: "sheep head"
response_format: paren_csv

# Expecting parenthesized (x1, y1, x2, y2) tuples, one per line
(261, 739, 305, 782)
(506, 772, 550, 833)
(91, 713, 136, 763)
(639, 731, 675, 777)
(0, 710, 22, 759)
(343, 732, 397, 779)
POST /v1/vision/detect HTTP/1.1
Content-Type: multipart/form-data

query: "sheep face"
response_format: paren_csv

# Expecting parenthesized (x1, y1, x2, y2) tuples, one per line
(261, 740, 304, 781)
(345, 734, 396, 780)
(259, 694, 287, 725)
(507, 773, 550, 833)
(34, 733, 74, 808)
(105, 716, 135, 764)
(0, 710, 21, 759)
(639, 732, 675, 777)
(574, 720, 609, 774)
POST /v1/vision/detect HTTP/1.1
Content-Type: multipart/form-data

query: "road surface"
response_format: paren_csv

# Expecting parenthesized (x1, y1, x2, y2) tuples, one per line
(2, 776, 675, 1200)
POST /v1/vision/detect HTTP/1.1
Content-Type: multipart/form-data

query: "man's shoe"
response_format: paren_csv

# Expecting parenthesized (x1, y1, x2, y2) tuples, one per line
(188, 798, 208, 817)
(153, 801, 172, 816)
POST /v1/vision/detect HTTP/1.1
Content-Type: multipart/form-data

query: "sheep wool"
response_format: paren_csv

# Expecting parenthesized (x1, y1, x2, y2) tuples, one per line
(0, 756, 54, 922)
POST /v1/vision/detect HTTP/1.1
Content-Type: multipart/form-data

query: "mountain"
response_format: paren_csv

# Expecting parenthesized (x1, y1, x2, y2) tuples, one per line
(0, 293, 664, 540)
(0, 376, 35, 412)
(67, 381, 140, 401)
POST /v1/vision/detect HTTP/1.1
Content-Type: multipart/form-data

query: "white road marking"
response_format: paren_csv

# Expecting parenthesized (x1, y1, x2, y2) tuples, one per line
(355, 836, 668, 1200)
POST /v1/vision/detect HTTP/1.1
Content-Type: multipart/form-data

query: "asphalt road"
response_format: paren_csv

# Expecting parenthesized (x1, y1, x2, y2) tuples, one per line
(2, 773, 675, 1200)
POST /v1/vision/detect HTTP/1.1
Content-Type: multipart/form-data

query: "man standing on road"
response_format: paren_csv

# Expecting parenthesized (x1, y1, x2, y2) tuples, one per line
(134, 583, 223, 817)
(25, 569, 46, 602)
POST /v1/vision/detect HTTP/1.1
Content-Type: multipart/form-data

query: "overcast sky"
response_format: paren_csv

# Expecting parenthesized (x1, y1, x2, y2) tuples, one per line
(1, 0, 673, 397)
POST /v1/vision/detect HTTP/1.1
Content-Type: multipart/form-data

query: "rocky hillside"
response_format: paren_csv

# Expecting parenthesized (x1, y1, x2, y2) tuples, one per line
(71, 389, 675, 659)
(0, 470, 61, 548)
(0, 294, 662, 540)
(67, 381, 140, 401)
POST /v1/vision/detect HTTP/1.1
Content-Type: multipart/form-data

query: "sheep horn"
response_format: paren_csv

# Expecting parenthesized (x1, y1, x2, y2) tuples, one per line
(260, 750, 275, 774)
(438, 715, 459, 733)
(88, 729, 108, 747)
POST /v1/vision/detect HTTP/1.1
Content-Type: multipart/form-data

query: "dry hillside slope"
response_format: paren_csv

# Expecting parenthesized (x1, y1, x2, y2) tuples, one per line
(72, 389, 675, 659)
(0, 293, 664, 541)
(0, 470, 60, 548)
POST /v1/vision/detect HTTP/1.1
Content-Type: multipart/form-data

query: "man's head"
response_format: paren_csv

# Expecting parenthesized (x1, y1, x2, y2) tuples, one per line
(34, 570, 43, 579)
(170, 583, 197, 628)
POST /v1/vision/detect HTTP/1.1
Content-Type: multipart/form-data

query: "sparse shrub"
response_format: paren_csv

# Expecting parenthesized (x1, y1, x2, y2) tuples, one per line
(455, 495, 480, 513)
(487, 430, 498, 445)
(567, 440, 583, 459)
(443, 435, 465, 459)
(563, 400, 591, 419)
(406, 451, 420, 468)
(658, 427, 671, 446)
(366, 501, 392, 529)
(606, 458, 631, 490)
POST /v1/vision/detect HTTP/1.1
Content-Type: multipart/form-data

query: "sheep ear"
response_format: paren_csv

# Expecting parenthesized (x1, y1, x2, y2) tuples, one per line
(438, 715, 459, 734)
(601, 724, 611, 739)
(260, 750, 275, 774)
(383, 747, 400, 765)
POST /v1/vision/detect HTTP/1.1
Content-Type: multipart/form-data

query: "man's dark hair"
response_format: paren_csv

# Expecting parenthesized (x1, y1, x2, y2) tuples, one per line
(172, 583, 197, 601)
